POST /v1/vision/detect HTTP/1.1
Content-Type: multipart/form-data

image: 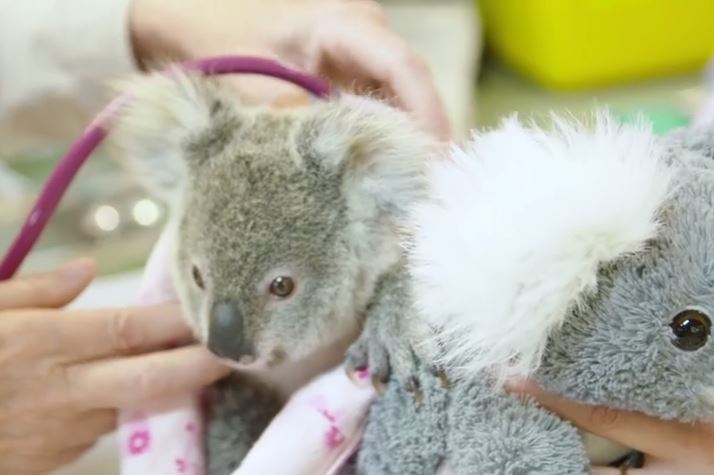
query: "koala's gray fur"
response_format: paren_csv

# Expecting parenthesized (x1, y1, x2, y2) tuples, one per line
(353, 122, 714, 474)
(205, 374, 281, 474)
(110, 72, 436, 474)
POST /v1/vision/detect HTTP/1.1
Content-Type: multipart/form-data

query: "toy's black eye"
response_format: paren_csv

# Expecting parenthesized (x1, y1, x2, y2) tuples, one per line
(670, 309, 711, 351)
(192, 265, 205, 290)
(269, 276, 294, 298)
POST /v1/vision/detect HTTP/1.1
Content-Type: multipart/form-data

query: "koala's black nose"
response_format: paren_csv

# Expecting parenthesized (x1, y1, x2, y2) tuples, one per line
(207, 301, 254, 361)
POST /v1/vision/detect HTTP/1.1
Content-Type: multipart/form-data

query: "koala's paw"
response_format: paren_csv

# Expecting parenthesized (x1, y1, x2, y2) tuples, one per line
(345, 318, 446, 402)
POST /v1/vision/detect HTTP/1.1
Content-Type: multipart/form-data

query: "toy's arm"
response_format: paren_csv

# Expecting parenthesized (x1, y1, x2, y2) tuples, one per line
(355, 359, 592, 475)
(446, 378, 591, 475)
(357, 365, 450, 475)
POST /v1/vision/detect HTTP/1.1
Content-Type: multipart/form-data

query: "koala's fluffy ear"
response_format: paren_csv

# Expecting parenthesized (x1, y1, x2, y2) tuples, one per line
(108, 70, 222, 204)
(305, 95, 438, 220)
(409, 110, 675, 383)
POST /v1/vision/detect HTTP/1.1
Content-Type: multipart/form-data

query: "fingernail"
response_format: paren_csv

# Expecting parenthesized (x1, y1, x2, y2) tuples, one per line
(432, 367, 449, 389)
(58, 258, 95, 284)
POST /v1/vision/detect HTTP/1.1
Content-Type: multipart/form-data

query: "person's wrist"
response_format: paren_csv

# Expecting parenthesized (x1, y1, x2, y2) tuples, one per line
(128, 0, 185, 70)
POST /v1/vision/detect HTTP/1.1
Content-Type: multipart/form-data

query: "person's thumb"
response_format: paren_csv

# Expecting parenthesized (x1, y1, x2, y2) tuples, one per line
(0, 258, 96, 310)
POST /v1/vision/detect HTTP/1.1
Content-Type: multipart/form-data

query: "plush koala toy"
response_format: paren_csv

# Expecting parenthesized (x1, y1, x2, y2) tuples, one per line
(354, 113, 714, 474)
(109, 72, 437, 474)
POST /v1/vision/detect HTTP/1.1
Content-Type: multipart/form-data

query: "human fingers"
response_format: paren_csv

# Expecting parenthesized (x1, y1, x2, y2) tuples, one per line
(8, 444, 97, 475)
(593, 457, 704, 475)
(313, 18, 452, 140)
(64, 345, 230, 409)
(508, 379, 714, 466)
(592, 468, 646, 474)
(0, 410, 116, 475)
(5, 304, 194, 362)
(592, 464, 670, 475)
(50, 303, 193, 361)
(0, 408, 116, 444)
(0, 258, 95, 311)
(69, 409, 118, 443)
(23, 411, 116, 451)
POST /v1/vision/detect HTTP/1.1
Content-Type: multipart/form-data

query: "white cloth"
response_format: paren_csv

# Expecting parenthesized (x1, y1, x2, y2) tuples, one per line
(0, 0, 137, 121)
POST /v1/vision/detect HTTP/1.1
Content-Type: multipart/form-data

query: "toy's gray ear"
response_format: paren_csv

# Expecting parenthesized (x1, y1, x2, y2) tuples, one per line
(109, 71, 235, 204)
(663, 122, 714, 165)
(305, 95, 437, 219)
(685, 124, 714, 159)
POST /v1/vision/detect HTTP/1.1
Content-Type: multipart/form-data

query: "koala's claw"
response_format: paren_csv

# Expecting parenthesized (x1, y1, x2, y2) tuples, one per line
(371, 374, 388, 395)
(344, 366, 367, 385)
(344, 271, 442, 399)
(345, 333, 447, 402)
(406, 376, 424, 404)
(433, 367, 449, 389)
(345, 342, 369, 383)
(345, 330, 421, 398)
(345, 336, 393, 394)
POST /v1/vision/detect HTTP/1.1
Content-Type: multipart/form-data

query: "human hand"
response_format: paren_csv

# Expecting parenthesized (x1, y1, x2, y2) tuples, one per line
(128, 0, 452, 140)
(507, 379, 714, 474)
(0, 259, 229, 475)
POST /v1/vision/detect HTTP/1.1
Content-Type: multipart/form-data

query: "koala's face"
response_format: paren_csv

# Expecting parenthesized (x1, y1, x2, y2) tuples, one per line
(173, 113, 359, 366)
(540, 156, 714, 422)
(112, 73, 431, 368)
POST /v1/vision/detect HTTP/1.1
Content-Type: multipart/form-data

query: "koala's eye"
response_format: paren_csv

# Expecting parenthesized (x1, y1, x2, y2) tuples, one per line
(670, 309, 711, 351)
(192, 265, 205, 290)
(269, 276, 295, 298)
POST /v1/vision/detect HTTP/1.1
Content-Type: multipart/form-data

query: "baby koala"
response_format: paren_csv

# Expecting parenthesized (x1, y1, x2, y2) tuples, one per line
(109, 71, 436, 474)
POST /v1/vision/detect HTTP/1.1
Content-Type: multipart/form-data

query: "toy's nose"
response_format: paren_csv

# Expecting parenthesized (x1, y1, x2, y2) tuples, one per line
(207, 300, 254, 361)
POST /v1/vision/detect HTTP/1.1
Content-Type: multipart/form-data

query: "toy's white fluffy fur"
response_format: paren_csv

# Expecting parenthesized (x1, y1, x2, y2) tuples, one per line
(409, 111, 674, 382)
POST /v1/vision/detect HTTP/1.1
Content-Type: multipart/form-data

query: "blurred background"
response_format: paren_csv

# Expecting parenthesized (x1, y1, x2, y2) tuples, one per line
(0, 1, 708, 474)
(2, 0, 714, 284)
